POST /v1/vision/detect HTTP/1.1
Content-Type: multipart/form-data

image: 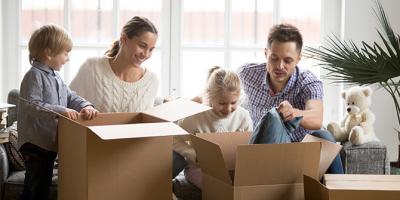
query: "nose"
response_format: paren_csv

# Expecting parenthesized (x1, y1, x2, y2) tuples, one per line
(223, 104, 232, 113)
(277, 60, 285, 69)
(143, 49, 152, 58)
(347, 107, 351, 112)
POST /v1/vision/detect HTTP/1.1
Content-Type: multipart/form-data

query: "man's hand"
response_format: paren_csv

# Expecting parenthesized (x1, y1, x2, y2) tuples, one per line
(62, 108, 79, 120)
(277, 100, 296, 122)
(80, 106, 98, 120)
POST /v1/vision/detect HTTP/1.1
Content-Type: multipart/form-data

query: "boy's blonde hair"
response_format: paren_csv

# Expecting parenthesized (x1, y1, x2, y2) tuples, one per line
(28, 24, 72, 64)
(204, 66, 241, 105)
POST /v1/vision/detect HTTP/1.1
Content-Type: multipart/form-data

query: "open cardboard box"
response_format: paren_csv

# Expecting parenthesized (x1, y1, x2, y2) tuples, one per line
(191, 133, 342, 200)
(304, 174, 400, 200)
(57, 99, 210, 200)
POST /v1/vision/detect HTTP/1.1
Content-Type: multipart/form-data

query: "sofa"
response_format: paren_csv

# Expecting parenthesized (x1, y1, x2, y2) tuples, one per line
(0, 89, 58, 200)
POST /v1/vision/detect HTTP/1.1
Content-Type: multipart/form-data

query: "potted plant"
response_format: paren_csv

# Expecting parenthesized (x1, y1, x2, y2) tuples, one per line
(304, 0, 400, 167)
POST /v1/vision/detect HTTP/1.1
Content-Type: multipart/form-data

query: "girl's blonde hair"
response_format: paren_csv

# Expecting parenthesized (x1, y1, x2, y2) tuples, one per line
(204, 66, 241, 105)
(28, 24, 72, 64)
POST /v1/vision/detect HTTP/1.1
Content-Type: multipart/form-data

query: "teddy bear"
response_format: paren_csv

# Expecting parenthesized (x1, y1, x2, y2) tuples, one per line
(327, 86, 378, 145)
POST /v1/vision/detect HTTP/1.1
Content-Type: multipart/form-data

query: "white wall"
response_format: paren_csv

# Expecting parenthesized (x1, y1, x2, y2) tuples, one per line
(343, 0, 400, 161)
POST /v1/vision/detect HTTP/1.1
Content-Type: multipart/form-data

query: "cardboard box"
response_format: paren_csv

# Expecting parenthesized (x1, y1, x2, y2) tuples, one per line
(191, 133, 342, 200)
(304, 174, 400, 200)
(58, 99, 210, 200)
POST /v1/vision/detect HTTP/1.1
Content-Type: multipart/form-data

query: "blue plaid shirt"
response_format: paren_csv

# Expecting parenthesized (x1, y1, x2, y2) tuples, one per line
(238, 62, 323, 142)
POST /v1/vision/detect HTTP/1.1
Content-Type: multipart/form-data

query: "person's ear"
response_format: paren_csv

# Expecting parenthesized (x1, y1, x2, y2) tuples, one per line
(298, 51, 302, 61)
(44, 48, 52, 60)
(264, 48, 268, 58)
(120, 33, 128, 45)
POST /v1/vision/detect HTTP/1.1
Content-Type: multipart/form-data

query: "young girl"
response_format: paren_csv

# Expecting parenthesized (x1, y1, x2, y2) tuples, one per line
(174, 66, 253, 192)
(18, 24, 98, 200)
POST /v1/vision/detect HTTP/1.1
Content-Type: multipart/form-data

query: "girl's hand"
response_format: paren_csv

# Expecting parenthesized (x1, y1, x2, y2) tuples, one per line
(80, 106, 98, 120)
(62, 108, 79, 120)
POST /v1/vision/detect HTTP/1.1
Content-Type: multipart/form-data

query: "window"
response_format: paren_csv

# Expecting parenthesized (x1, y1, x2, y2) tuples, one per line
(13, 0, 321, 98)
(19, 0, 163, 94)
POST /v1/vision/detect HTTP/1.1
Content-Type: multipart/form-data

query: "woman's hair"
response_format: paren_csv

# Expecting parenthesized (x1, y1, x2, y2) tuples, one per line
(28, 24, 72, 64)
(267, 23, 303, 51)
(105, 16, 158, 57)
(204, 66, 241, 105)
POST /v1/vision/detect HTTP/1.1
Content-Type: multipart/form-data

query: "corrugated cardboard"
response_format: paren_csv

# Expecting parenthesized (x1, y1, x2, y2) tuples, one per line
(58, 99, 210, 200)
(191, 133, 342, 200)
(304, 174, 400, 200)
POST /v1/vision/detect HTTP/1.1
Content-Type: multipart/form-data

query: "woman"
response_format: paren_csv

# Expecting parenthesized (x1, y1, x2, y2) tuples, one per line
(70, 16, 159, 112)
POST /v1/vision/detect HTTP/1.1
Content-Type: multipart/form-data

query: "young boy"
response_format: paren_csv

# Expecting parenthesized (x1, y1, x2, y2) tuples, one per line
(18, 24, 98, 200)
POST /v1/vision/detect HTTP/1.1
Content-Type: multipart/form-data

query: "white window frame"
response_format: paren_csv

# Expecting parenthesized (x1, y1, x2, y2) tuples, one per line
(1, 0, 344, 124)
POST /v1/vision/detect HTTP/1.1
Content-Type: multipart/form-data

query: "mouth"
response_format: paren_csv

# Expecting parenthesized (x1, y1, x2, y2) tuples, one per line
(273, 70, 286, 77)
(135, 56, 146, 63)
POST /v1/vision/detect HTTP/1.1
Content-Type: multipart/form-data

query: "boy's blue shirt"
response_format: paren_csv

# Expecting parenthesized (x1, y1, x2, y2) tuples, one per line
(17, 61, 92, 152)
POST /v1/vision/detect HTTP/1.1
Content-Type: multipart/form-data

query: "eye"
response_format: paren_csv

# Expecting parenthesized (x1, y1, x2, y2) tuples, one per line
(284, 59, 293, 64)
(352, 102, 355, 105)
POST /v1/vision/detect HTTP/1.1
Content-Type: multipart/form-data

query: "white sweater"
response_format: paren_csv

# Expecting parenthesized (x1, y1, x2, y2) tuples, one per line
(174, 106, 253, 163)
(69, 57, 159, 112)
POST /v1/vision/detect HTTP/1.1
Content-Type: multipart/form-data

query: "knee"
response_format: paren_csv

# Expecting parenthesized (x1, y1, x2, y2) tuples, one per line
(310, 130, 336, 143)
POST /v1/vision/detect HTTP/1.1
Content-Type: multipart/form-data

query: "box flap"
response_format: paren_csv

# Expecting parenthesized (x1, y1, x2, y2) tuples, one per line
(234, 142, 321, 186)
(324, 174, 400, 191)
(303, 175, 329, 200)
(88, 122, 188, 140)
(198, 132, 250, 171)
(190, 133, 234, 185)
(77, 112, 144, 126)
(142, 98, 210, 122)
(302, 134, 342, 180)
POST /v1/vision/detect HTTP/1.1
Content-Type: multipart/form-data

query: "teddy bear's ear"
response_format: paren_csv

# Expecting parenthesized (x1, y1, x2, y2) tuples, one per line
(363, 86, 373, 97)
(341, 91, 346, 99)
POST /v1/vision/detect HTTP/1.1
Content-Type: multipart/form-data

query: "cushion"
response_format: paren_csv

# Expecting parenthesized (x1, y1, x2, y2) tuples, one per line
(3, 122, 25, 171)
(341, 141, 389, 174)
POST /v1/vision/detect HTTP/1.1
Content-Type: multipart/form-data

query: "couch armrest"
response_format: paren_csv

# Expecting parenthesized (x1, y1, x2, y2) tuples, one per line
(0, 144, 10, 197)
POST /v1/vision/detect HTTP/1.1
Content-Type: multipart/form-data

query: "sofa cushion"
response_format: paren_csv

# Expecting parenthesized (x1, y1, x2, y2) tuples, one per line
(3, 170, 58, 200)
(3, 122, 25, 171)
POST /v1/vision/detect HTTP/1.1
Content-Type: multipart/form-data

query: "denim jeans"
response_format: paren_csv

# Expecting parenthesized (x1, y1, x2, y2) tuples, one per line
(310, 130, 344, 174)
(19, 143, 57, 200)
(250, 108, 344, 174)
(253, 128, 344, 174)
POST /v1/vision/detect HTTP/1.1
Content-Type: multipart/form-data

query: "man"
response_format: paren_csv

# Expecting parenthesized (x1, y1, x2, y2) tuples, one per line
(238, 23, 343, 174)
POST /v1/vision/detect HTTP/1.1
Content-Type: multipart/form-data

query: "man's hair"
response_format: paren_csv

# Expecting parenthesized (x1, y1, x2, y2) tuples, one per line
(28, 24, 72, 64)
(267, 24, 303, 51)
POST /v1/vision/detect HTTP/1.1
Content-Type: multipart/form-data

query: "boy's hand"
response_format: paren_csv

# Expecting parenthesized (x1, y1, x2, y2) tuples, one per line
(62, 108, 79, 120)
(80, 106, 98, 120)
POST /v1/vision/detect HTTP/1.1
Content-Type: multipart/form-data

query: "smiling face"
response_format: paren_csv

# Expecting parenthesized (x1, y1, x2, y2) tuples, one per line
(121, 31, 158, 68)
(265, 41, 301, 88)
(45, 49, 70, 71)
(210, 90, 240, 118)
